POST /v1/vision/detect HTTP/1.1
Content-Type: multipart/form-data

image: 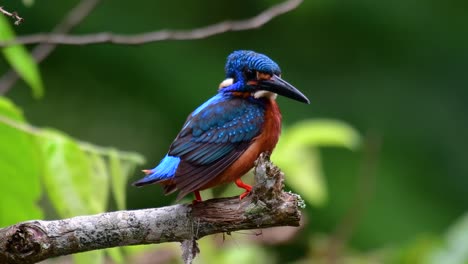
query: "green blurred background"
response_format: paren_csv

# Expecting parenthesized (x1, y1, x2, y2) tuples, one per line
(2, 0, 468, 263)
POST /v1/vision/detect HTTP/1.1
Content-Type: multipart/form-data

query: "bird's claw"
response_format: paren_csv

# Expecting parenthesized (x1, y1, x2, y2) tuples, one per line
(235, 178, 252, 200)
(239, 190, 251, 200)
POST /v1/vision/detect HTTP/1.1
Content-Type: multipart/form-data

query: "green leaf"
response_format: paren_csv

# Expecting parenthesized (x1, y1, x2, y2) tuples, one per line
(0, 16, 44, 98)
(108, 153, 144, 210)
(38, 129, 97, 217)
(106, 247, 125, 264)
(22, 0, 35, 7)
(0, 97, 42, 227)
(73, 251, 104, 264)
(281, 119, 361, 150)
(109, 149, 130, 210)
(392, 235, 440, 264)
(123, 244, 157, 255)
(197, 236, 273, 264)
(272, 119, 361, 206)
(88, 152, 110, 213)
(273, 146, 327, 206)
(430, 213, 468, 264)
(217, 244, 272, 264)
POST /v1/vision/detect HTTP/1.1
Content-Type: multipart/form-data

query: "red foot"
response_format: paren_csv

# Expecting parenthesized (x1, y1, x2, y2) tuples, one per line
(192, 191, 202, 204)
(235, 179, 252, 200)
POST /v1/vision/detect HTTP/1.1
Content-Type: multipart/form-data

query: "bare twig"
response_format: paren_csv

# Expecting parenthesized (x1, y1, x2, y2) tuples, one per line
(0, 0, 101, 94)
(0, 6, 24, 25)
(0, 154, 302, 264)
(0, 0, 302, 95)
(0, 0, 302, 47)
(0, 115, 40, 134)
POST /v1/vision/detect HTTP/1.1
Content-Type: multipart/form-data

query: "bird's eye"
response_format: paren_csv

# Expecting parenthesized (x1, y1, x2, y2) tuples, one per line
(243, 68, 257, 80)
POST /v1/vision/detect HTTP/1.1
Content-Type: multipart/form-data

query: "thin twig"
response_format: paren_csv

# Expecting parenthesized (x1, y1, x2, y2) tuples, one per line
(0, 0, 302, 46)
(0, 6, 24, 25)
(0, 0, 301, 95)
(0, 115, 40, 134)
(0, 0, 101, 94)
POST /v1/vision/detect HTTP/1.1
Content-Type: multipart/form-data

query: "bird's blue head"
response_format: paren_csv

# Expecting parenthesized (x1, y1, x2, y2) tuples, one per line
(220, 50, 309, 104)
(225, 50, 281, 79)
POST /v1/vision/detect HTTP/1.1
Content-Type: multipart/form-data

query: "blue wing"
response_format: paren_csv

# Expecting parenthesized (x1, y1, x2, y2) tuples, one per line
(168, 93, 265, 198)
(171, 94, 263, 164)
(133, 93, 266, 198)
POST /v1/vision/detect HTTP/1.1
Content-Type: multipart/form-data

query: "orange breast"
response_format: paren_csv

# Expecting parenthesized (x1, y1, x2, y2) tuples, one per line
(199, 98, 282, 190)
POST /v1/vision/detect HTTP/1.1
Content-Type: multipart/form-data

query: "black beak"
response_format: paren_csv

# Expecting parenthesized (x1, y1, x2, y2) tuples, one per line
(258, 75, 310, 104)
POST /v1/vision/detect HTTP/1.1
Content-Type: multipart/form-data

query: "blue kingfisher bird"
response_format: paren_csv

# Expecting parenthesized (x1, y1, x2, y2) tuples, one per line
(133, 50, 310, 201)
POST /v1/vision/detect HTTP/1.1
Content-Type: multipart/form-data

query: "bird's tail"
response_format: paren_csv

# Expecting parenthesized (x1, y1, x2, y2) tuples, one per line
(132, 155, 180, 186)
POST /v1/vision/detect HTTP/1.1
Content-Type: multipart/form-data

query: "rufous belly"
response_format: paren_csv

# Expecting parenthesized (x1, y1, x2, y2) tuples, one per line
(199, 98, 281, 190)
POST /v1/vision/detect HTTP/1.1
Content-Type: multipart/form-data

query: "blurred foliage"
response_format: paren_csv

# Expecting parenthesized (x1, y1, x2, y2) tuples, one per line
(0, 15, 43, 98)
(195, 237, 274, 264)
(22, 0, 35, 7)
(1, 0, 468, 263)
(429, 213, 468, 264)
(0, 97, 144, 264)
(273, 119, 361, 206)
(0, 97, 42, 226)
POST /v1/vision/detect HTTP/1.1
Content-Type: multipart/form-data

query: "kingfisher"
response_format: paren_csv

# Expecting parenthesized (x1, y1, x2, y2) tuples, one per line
(133, 50, 310, 201)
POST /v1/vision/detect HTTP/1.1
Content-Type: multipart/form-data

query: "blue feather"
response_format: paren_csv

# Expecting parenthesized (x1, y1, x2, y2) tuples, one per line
(133, 50, 309, 199)
(168, 94, 265, 166)
(133, 155, 180, 185)
(223, 50, 281, 92)
(191, 93, 225, 116)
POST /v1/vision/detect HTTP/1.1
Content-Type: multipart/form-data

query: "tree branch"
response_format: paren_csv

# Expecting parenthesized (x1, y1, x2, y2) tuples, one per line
(0, 0, 101, 94)
(0, 153, 302, 264)
(0, 0, 302, 47)
(0, 6, 24, 26)
(0, 0, 302, 95)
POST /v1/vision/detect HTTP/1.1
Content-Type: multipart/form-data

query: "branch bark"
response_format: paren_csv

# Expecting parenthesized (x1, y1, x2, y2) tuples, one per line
(0, 0, 302, 47)
(0, 6, 24, 25)
(0, 0, 101, 94)
(0, 0, 302, 95)
(0, 153, 302, 264)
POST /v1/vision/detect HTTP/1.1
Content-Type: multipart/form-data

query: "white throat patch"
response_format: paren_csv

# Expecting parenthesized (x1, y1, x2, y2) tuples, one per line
(253, 90, 277, 100)
(219, 78, 277, 100)
(219, 78, 234, 89)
